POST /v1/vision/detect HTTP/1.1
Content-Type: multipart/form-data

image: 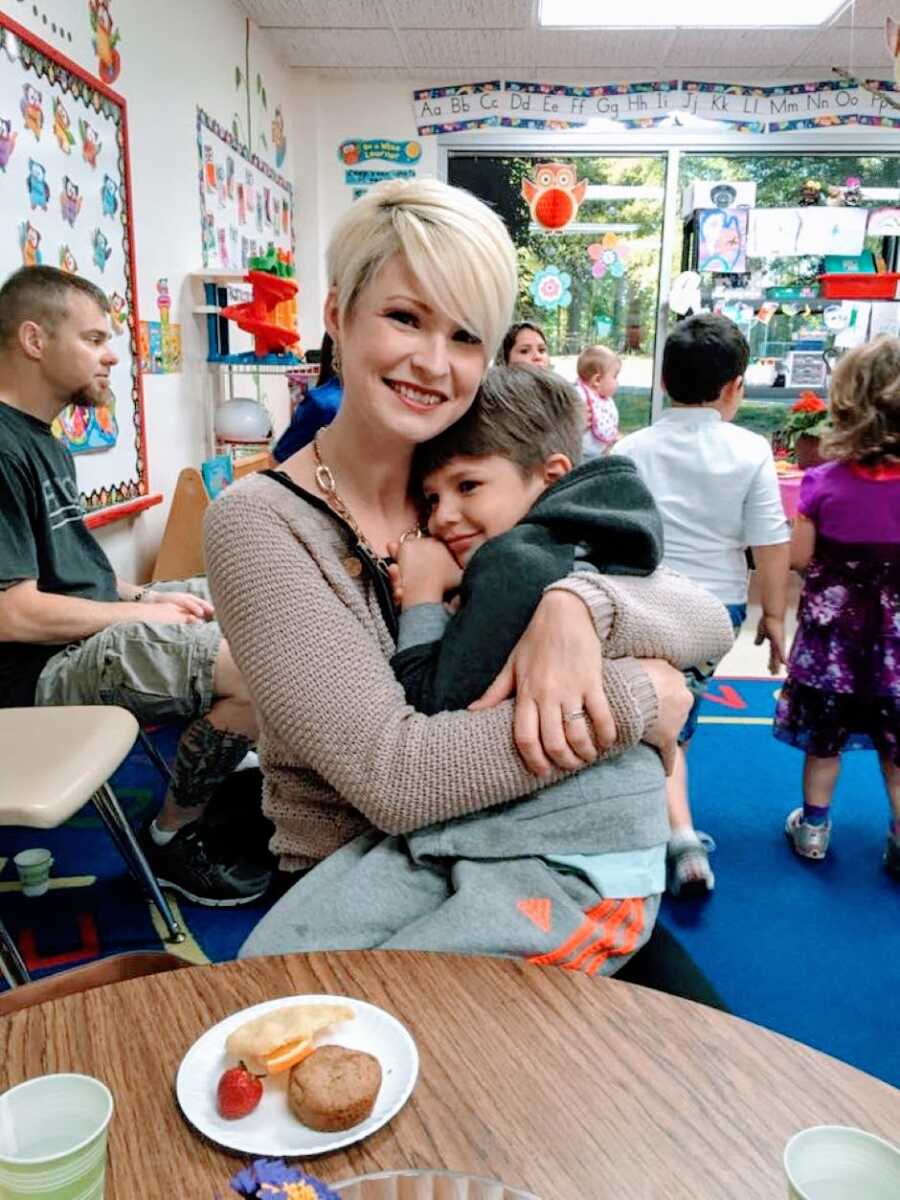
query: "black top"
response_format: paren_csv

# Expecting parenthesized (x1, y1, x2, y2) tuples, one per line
(0, 402, 118, 706)
(392, 456, 663, 714)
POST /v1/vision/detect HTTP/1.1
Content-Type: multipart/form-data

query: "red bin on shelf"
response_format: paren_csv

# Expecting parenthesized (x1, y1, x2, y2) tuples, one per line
(818, 273, 900, 300)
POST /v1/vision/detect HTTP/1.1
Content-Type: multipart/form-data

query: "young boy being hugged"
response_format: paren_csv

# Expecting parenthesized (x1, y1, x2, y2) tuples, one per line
(614, 314, 791, 896)
(576, 344, 621, 459)
(375, 366, 733, 968)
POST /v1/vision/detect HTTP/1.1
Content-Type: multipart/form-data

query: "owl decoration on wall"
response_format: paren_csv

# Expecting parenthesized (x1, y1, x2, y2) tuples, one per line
(521, 162, 587, 231)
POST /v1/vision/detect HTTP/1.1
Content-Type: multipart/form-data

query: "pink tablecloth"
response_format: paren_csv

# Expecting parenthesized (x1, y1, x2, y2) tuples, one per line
(779, 472, 804, 520)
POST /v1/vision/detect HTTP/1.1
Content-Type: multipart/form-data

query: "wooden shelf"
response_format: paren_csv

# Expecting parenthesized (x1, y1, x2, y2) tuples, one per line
(84, 493, 163, 529)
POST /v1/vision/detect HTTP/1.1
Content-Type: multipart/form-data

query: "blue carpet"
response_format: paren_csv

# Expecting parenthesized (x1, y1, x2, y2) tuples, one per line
(2, 685, 898, 1089)
(661, 677, 900, 1089)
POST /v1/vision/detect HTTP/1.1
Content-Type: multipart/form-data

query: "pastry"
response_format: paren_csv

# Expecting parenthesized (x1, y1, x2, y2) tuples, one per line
(288, 1044, 382, 1132)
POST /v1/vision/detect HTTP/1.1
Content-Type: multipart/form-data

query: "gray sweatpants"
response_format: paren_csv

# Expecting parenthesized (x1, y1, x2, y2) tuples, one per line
(241, 830, 660, 977)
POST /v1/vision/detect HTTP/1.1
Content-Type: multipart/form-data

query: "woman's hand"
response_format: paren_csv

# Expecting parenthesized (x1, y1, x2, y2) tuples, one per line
(639, 659, 693, 774)
(470, 590, 615, 776)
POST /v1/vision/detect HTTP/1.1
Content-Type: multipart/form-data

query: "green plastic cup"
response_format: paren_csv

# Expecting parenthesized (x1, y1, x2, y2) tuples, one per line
(0, 1074, 113, 1198)
(13, 848, 54, 897)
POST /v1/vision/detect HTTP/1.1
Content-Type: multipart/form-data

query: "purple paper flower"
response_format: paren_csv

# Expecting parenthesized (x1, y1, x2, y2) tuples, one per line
(228, 1159, 342, 1200)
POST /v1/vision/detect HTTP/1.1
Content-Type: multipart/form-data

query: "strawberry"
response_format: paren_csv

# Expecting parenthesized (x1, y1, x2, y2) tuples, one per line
(216, 1063, 263, 1119)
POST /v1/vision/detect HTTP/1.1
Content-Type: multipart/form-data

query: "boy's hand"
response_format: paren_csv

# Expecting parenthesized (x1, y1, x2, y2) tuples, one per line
(387, 538, 462, 610)
(754, 613, 786, 675)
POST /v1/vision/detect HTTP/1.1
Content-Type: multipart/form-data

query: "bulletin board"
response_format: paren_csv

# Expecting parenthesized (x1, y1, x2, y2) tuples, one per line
(196, 107, 294, 271)
(0, 12, 148, 515)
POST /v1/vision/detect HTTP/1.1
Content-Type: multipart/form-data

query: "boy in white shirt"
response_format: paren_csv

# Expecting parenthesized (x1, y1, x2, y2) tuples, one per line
(614, 314, 790, 897)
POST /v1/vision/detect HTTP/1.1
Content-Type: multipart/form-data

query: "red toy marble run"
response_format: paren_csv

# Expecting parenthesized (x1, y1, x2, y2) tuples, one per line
(220, 258, 300, 359)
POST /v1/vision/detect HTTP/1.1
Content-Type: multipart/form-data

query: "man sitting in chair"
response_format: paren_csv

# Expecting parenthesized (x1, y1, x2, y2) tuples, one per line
(0, 265, 270, 907)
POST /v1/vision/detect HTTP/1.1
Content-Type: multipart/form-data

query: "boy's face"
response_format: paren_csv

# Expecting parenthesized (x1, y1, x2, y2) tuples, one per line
(590, 361, 620, 399)
(422, 454, 552, 567)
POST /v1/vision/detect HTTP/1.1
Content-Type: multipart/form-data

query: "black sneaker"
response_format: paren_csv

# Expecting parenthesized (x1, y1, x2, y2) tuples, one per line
(142, 822, 272, 907)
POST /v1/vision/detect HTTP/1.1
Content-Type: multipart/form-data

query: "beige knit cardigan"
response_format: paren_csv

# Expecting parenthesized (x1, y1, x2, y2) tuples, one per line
(205, 473, 733, 871)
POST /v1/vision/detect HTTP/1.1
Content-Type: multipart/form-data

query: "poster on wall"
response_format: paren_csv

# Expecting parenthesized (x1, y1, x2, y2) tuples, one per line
(0, 12, 147, 515)
(196, 108, 294, 272)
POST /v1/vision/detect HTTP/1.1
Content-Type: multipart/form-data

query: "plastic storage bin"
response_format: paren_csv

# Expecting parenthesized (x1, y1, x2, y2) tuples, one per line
(818, 273, 900, 300)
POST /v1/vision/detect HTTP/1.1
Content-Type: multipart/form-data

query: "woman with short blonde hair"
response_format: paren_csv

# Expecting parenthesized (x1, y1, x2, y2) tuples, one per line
(205, 178, 704, 965)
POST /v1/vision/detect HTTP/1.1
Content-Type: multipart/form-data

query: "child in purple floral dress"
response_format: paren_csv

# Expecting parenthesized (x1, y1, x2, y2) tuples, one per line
(774, 336, 900, 875)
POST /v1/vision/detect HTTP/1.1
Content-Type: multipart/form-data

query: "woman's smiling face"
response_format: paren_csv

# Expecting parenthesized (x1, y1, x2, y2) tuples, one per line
(326, 255, 488, 446)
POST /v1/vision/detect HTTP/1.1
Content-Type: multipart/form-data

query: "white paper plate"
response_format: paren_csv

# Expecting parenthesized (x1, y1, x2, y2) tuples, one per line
(175, 993, 419, 1156)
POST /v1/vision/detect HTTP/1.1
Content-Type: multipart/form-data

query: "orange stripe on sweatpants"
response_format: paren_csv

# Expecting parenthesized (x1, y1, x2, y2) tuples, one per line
(526, 898, 618, 967)
(563, 898, 637, 974)
(585, 899, 646, 976)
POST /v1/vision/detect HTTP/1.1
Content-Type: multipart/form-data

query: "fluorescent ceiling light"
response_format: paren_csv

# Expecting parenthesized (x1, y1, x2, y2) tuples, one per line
(539, 0, 848, 28)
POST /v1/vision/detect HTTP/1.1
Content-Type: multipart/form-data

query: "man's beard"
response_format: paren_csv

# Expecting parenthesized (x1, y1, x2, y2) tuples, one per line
(70, 379, 110, 408)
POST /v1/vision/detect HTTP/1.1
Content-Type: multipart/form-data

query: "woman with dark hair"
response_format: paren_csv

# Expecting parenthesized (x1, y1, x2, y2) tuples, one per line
(272, 332, 343, 462)
(499, 320, 550, 368)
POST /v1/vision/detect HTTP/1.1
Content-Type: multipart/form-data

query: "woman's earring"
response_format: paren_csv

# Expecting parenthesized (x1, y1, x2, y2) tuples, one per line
(332, 340, 342, 378)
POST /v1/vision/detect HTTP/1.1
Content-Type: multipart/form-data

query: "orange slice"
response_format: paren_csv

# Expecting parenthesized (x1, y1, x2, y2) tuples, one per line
(261, 1036, 314, 1074)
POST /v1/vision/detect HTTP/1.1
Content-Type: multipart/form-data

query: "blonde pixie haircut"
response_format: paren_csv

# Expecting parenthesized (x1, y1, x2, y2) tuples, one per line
(326, 178, 518, 365)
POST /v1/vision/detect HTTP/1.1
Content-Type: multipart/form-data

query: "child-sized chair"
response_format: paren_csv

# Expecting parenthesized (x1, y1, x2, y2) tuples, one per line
(0, 705, 185, 987)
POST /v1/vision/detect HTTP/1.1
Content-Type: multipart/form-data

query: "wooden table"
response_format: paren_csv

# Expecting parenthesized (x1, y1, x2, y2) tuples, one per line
(1, 951, 898, 1199)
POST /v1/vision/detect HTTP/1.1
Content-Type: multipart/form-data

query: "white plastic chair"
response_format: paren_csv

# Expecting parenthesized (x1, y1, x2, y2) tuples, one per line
(0, 705, 185, 986)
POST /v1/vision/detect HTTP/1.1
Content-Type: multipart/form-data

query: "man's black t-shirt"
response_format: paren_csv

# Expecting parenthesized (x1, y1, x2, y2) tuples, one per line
(0, 401, 119, 706)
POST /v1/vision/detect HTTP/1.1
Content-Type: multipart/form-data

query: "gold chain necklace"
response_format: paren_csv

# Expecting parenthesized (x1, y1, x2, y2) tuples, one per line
(312, 435, 421, 578)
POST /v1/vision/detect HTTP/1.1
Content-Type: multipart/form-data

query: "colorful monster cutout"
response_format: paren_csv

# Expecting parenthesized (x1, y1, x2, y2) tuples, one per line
(58, 245, 79, 274)
(92, 228, 111, 271)
(79, 119, 101, 168)
(60, 176, 83, 227)
(101, 174, 118, 218)
(272, 106, 286, 168)
(0, 118, 17, 172)
(26, 159, 49, 211)
(89, 0, 121, 85)
(109, 291, 128, 334)
(20, 222, 42, 266)
(52, 98, 75, 154)
(521, 163, 587, 231)
(20, 84, 43, 140)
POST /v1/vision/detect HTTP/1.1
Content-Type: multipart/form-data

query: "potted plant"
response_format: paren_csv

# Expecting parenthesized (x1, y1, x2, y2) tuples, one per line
(781, 392, 830, 469)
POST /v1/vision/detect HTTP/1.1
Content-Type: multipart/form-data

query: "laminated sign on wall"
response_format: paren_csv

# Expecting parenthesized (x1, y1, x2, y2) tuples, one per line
(0, 12, 147, 514)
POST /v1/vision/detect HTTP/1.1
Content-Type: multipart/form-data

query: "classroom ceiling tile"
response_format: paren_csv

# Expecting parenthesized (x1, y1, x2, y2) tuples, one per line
(664, 29, 811, 69)
(386, 0, 532, 28)
(402, 29, 532, 69)
(282, 28, 405, 68)
(241, 0, 389, 26)
(792, 25, 889, 68)
(534, 29, 675, 69)
(832, 0, 894, 27)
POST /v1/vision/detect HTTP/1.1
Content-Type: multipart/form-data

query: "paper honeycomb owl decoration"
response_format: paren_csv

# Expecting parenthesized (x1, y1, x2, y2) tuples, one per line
(522, 162, 587, 231)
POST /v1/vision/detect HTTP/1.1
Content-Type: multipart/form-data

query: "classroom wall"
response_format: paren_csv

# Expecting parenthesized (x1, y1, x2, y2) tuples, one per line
(288, 68, 890, 351)
(5, 0, 296, 581)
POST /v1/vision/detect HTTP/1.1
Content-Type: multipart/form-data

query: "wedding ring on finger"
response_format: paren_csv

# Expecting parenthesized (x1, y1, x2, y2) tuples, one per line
(562, 709, 588, 724)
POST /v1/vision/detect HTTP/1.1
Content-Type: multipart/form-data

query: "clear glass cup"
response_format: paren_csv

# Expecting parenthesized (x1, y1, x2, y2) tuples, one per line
(332, 1168, 539, 1199)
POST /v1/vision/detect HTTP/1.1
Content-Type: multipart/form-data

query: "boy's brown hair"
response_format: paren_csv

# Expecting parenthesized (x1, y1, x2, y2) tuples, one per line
(0, 266, 109, 351)
(413, 364, 584, 487)
(823, 335, 900, 466)
(576, 344, 619, 381)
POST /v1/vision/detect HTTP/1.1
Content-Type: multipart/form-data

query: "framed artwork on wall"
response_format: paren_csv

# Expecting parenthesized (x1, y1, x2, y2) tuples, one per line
(0, 11, 149, 516)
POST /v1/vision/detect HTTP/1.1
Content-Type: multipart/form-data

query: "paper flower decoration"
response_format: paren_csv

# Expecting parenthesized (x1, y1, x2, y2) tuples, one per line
(588, 234, 631, 280)
(530, 265, 572, 310)
(229, 1158, 341, 1199)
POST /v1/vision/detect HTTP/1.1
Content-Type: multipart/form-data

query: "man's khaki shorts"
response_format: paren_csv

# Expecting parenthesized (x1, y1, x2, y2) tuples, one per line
(34, 580, 221, 725)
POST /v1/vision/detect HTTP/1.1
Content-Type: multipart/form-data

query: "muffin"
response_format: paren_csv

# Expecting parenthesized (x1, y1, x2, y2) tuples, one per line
(288, 1044, 382, 1132)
